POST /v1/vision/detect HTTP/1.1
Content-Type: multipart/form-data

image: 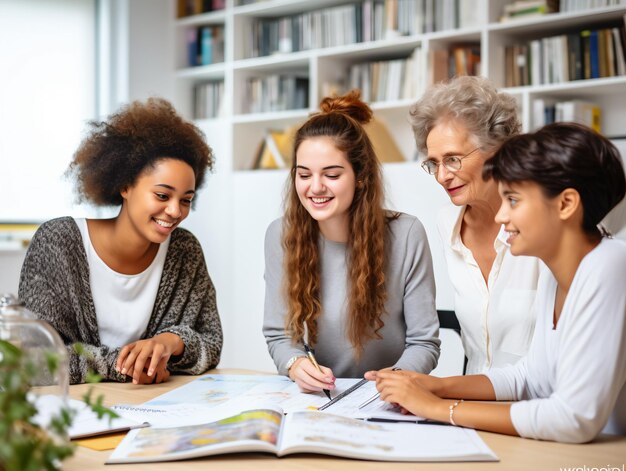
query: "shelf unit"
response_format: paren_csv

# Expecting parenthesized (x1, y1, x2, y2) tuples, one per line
(171, 0, 626, 371)
(174, 0, 626, 169)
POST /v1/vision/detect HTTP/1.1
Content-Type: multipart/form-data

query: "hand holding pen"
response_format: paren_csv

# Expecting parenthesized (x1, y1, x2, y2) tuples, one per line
(288, 345, 336, 397)
(304, 343, 332, 400)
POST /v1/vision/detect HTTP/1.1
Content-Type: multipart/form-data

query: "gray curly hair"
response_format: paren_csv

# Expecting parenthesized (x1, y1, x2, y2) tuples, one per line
(409, 76, 521, 156)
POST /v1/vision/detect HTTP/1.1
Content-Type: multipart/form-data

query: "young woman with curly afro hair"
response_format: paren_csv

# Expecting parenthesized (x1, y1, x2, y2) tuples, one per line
(19, 97, 223, 385)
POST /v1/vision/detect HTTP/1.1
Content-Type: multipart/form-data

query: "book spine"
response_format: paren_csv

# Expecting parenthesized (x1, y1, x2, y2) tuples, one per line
(590, 29, 600, 78)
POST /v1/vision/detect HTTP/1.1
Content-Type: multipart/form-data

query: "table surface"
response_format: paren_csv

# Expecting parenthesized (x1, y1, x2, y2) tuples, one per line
(63, 369, 626, 470)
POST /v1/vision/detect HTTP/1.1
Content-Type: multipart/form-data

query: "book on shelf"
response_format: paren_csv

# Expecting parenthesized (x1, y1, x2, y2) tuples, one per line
(253, 128, 296, 170)
(245, 75, 309, 114)
(107, 407, 498, 464)
(246, 0, 483, 59)
(533, 98, 601, 132)
(194, 80, 225, 120)
(185, 25, 224, 67)
(427, 43, 481, 84)
(500, 0, 559, 22)
(200, 26, 213, 66)
(177, 0, 224, 18)
(504, 19, 626, 86)
(344, 49, 422, 103)
(560, 0, 626, 13)
(365, 119, 406, 163)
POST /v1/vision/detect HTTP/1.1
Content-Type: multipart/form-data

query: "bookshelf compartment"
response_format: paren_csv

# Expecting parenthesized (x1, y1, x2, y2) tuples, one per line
(489, 10, 626, 89)
(233, 62, 310, 115)
(526, 77, 626, 136)
(232, 116, 307, 170)
(317, 41, 423, 104)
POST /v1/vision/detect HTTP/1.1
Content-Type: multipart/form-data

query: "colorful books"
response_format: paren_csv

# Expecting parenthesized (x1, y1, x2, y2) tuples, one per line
(185, 25, 225, 67)
(107, 407, 498, 464)
(532, 98, 601, 132)
(504, 21, 626, 86)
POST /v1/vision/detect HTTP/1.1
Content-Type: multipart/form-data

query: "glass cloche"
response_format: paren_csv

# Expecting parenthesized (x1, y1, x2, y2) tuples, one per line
(0, 293, 69, 430)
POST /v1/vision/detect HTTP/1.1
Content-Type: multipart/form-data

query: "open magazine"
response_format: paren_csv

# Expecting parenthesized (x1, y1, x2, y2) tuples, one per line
(32, 395, 148, 439)
(107, 407, 498, 464)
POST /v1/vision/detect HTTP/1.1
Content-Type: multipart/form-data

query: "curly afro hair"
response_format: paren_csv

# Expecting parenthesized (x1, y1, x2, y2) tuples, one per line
(67, 97, 214, 206)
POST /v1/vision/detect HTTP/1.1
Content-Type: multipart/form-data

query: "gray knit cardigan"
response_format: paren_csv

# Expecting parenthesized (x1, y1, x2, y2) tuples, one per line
(18, 217, 223, 384)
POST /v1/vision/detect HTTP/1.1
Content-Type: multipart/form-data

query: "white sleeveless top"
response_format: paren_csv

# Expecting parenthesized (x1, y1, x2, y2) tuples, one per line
(75, 218, 170, 349)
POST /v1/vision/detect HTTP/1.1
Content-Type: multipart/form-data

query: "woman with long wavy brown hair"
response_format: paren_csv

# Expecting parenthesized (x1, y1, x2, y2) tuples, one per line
(263, 90, 440, 394)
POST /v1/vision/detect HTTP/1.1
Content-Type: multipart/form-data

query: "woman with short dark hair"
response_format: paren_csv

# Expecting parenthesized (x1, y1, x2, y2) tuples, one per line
(367, 123, 626, 443)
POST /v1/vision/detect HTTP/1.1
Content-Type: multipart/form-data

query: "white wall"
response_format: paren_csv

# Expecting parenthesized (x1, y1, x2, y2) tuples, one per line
(0, 0, 96, 222)
(3, 3, 626, 376)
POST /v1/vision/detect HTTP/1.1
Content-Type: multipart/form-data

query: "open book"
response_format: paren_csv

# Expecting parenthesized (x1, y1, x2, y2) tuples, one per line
(32, 395, 148, 439)
(107, 407, 497, 463)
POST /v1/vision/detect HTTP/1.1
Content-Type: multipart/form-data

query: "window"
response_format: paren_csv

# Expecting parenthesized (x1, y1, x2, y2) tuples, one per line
(0, 0, 97, 221)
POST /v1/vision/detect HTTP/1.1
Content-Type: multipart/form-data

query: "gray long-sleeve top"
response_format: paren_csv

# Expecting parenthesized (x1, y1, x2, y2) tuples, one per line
(18, 217, 223, 384)
(263, 213, 440, 378)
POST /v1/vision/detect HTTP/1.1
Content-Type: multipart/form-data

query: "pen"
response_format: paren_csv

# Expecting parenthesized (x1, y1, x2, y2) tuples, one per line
(358, 366, 401, 409)
(364, 417, 452, 426)
(358, 392, 380, 409)
(303, 343, 332, 400)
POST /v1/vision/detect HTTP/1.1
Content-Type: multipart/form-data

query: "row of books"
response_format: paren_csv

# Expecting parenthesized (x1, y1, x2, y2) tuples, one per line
(193, 80, 225, 120)
(245, 75, 309, 114)
(177, 0, 225, 18)
(500, 1, 559, 22)
(429, 44, 481, 84)
(343, 47, 424, 103)
(323, 43, 479, 102)
(533, 99, 602, 131)
(560, 0, 626, 12)
(247, 0, 481, 58)
(500, 0, 625, 22)
(504, 24, 626, 87)
(186, 25, 225, 67)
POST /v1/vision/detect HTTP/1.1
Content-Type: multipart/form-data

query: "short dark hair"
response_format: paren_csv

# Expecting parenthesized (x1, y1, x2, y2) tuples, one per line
(484, 122, 626, 234)
(67, 97, 214, 206)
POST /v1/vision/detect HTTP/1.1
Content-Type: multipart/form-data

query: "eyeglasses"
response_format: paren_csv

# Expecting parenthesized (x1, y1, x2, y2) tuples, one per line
(420, 148, 481, 175)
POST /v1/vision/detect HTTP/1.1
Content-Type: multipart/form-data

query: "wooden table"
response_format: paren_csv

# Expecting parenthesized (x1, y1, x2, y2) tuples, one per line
(64, 369, 626, 470)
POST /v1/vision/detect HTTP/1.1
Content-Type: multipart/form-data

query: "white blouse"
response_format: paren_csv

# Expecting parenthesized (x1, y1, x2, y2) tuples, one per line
(75, 218, 169, 349)
(437, 204, 541, 374)
(486, 238, 626, 442)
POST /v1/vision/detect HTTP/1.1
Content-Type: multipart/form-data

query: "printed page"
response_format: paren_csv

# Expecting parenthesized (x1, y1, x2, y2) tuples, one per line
(278, 411, 498, 462)
(144, 374, 291, 407)
(227, 377, 364, 413)
(142, 374, 364, 417)
(320, 380, 421, 421)
(107, 408, 284, 464)
(111, 402, 250, 429)
(32, 395, 147, 439)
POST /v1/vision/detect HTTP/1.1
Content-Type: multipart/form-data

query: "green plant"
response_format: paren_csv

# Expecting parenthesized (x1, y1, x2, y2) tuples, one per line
(0, 340, 117, 471)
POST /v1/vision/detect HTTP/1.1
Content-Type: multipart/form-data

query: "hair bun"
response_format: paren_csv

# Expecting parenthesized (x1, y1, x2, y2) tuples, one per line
(319, 89, 373, 125)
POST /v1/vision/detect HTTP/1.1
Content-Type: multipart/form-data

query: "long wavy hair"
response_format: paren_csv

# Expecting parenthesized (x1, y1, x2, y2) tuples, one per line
(282, 90, 396, 356)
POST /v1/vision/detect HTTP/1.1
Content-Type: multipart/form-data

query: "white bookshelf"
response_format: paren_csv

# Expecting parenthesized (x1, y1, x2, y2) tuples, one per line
(171, 0, 626, 371)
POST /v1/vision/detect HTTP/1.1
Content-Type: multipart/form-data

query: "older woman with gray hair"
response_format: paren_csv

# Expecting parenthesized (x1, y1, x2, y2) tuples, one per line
(409, 76, 540, 374)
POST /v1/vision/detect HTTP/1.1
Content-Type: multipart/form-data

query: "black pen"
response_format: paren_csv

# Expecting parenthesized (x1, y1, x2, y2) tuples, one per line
(303, 343, 332, 400)
(365, 417, 452, 426)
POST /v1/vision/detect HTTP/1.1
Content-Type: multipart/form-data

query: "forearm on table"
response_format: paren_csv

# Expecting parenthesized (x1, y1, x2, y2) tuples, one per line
(435, 374, 497, 400)
(429, 400, 517, 436)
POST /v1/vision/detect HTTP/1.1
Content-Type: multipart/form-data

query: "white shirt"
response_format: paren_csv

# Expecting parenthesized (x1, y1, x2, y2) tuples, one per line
(486, 238, 626, 443)
(437, 205, 541, 374)
(75, 218, 169, 349)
